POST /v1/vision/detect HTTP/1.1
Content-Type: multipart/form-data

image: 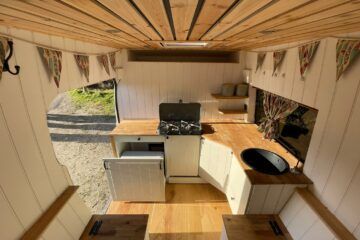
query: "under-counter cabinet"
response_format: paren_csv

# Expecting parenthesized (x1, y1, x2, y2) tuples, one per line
(164, 135, 200, 177)
(226, 154, 252, 214)
(199, 138, 233, 191)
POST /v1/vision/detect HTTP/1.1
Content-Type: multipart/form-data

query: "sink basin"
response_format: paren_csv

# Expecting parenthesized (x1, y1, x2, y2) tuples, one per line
(240, 148, 290, 175)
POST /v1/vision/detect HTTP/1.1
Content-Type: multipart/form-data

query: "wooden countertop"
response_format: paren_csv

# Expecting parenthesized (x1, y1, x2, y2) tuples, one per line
(110, 120, 312, 185)
(80, 214, 148, 240)
(222, 215, 292, 240)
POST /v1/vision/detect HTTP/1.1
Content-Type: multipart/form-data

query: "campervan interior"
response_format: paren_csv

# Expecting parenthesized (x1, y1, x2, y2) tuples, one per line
(1, 1, 360, 240)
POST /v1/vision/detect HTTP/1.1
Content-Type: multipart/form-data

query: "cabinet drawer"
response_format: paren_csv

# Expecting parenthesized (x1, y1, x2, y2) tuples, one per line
(114, 135, 165, 143)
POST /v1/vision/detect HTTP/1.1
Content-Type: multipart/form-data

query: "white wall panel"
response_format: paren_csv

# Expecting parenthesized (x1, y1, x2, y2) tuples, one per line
(118, 54, 246, 120)
(246, 34, 360, 238)
(0, 26, 114, 239)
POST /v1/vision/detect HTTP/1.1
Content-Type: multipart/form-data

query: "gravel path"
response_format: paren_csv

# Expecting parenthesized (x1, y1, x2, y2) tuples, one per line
(47, 93, 115, 214)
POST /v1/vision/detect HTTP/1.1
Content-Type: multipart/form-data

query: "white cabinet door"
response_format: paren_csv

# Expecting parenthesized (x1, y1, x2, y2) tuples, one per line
(226, 155, 252, 214)
(165, 136, 200, 177)
(104, 158, 165, 202)
(199, 138, 232, 192)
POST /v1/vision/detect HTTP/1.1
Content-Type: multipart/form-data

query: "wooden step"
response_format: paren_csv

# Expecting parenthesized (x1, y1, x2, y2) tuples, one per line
(296, 188, 356, 240)
(21, 186, 79, 240)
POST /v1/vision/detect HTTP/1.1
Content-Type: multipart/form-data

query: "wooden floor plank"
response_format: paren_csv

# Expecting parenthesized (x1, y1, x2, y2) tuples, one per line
(107, 184, 231, 240)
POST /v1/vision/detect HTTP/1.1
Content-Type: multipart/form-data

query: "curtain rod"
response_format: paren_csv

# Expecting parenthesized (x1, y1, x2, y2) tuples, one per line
(245, 36, 360, 53)
(0, 32, 120, 56)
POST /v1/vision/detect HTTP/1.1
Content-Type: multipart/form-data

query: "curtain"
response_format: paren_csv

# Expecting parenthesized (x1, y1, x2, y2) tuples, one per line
(108, 52, 116, 71)
(336, 40, 360, 81)
(298, 41, 320, 78)
(0, 37, 9, 81)
(37, 47, 62, 88)
(272, 50, 286, 76)
(74, 54, 90, 82)
(256, 52, 266, 72)
(97, 54, 110, 75)
(258, 92, 298, 140)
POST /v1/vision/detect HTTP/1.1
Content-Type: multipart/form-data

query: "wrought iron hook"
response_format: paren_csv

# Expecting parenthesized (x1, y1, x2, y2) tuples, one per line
(3, 40, 20, 75)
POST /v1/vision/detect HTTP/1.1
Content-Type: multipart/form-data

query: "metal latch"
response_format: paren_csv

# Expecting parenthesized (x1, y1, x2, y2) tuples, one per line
(103, 161, 110, 170)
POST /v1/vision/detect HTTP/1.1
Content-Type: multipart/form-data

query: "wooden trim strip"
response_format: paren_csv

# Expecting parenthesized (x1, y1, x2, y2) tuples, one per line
(20, 186, 79, 240)
(296, 188, 356, 240)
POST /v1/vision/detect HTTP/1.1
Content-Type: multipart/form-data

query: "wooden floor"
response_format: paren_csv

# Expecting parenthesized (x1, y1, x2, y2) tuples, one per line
(107, 184, 231, 240)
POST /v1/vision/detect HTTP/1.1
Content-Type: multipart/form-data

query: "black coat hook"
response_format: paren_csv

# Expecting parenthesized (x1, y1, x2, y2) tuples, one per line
(3, 40, 20, 75)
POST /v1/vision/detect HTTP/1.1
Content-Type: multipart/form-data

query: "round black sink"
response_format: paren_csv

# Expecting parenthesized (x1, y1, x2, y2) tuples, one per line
(241, 148, 290, 175)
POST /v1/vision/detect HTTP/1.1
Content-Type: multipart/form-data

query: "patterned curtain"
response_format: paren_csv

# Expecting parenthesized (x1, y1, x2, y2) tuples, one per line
(256, 52, 266, 72)
(0, 37, 9, 81)
(37, 47, 62, 88)
(108, 52, 116, 71)
(272, 50, 286, 76)
(74, 54, 90, 82)
(336, 40, 360, 81)
(298, 41, 320, 78)
(97, 54, 110, 75)
(258, 92, 298, 140)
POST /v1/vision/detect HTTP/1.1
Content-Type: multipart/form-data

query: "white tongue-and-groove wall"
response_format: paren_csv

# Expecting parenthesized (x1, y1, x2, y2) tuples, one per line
(116, 51, 247, 120)
(245, 33, 360, 239)
(0, 26, 116, 240)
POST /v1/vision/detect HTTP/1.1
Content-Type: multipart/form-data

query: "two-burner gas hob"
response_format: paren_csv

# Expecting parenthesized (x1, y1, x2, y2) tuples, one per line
(158, 120, 201, 135)
(157, 102, 202, 136)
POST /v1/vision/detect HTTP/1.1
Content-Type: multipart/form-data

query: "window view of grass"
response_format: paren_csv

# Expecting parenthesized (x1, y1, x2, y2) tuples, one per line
(69, 88, 115, 115)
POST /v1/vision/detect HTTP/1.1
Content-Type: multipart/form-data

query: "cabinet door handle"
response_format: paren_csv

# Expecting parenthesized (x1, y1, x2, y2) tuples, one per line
(137, 137, 141, 141)
(231, 197, 235, 200)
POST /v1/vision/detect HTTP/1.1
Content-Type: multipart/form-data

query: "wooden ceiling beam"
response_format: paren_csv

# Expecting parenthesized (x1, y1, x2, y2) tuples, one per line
(96, 0, 162, 41)
(132, 0, 174, 40)
(235, 21, 360, 50)
(236, 11, 360, 47)
(227, 1, 360, 48)
(226, 0, 352, 42)
(0, 1, 139, 48)
(201, 0, 273, 40)
(0, 16, 124, 48)
(23, 0, 145, 47)
(0, 10, 131, 48)
(169, 0, 198, 40)
(213, 0, 314, 41)
(188, 0, 236, 40)
(59, 0, 150, 43)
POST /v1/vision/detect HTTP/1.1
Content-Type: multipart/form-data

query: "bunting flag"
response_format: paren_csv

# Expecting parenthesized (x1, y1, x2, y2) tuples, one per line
(97, 54, 110, 75)
(108, 52, 116, 71)
(336, 40, 360, 81)
(256, 52, 266, 72)
(74, 54, 90, 82)
(272, 50, 286, 76)
(298, 41, 320, 78)
(37, 47, 62, 88)
(0, 37, 9, 81)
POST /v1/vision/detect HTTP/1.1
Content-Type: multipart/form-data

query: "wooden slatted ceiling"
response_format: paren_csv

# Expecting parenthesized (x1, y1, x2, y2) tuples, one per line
(170, 0, 198, 40)
(0, 0, 359, 50)
(188, 0, 236, 40)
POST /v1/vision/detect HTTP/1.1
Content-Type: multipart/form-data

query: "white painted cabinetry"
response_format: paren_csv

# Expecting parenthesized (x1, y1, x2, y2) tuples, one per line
(164, 136, 200, 177)
(225, 155, 252, 214)
(199, 138, 232, 191)
(104, 151, 165, 202)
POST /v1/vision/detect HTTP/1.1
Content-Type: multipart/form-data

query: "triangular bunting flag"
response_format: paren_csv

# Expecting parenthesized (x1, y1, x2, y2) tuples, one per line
(0, 37, 9, 81)
(336, 39, 360, 81)
(256, 52, 266, 72)
(37, 46, 62, 88)
(74, 54, 90, 82)
(97, 54, 110, 75)
(108, 52, 116, 71)
(273, 50, 286, 76)
(298, 41, 320, 78)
